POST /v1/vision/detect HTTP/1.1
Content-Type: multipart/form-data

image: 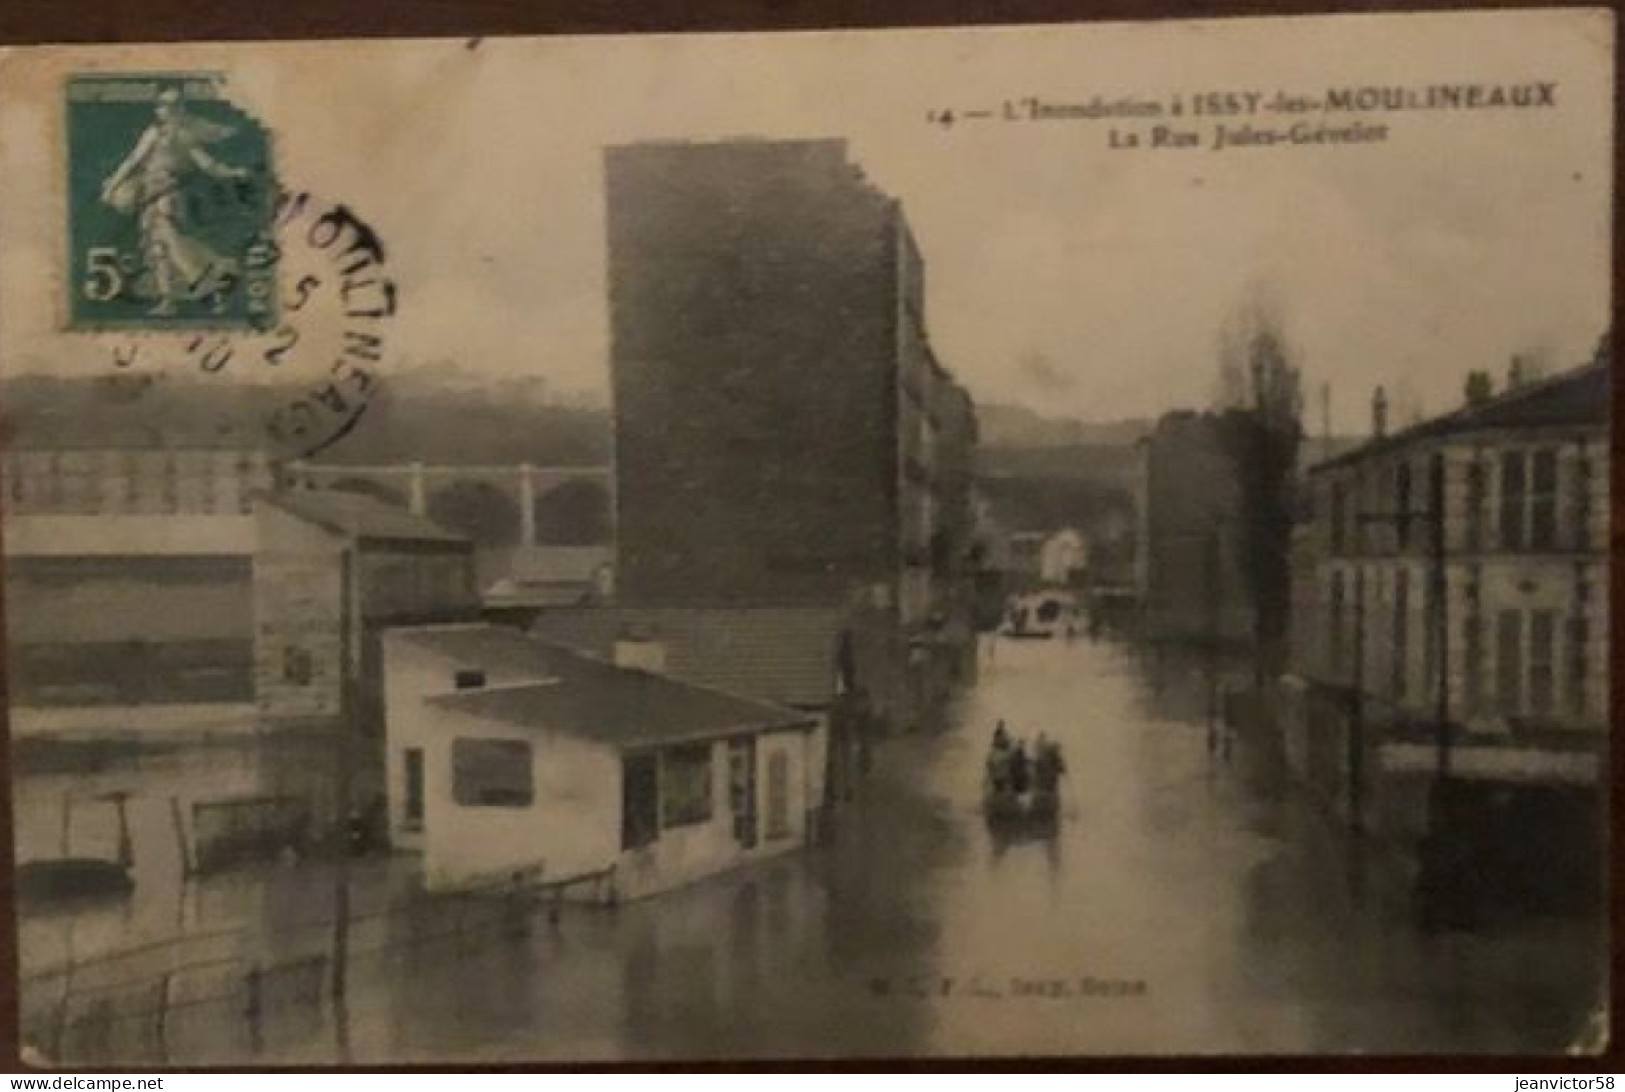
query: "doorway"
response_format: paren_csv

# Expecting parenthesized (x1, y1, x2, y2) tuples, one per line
(728, 738, 758, 849)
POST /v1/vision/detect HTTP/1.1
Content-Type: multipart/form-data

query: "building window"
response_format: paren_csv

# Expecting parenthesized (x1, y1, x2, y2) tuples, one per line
(1499, 452, 1526, 551)
(1572, 451, 1593, 550)
(1328, 572, 1346, 677)
(199, 456, 217, 514)
(161, 453, 179, 513)
(622, 753, 659, 850)
(1464, 457, 1486, 551)
(125, 453, 144, 509)
(1528, 610, 1556, 717)
(764, 750, 792, 840)
(451, 738, 533, 807)
(1463, 615, 1484, 716)
(282, 646, 314, 686)
(1394, 462, 1413, 550)
(454, 668, 486, 691)
(1421, 575, 1438, 702)
(1496, 448, 1560, 553)
(402, 748, 425, 830)
(1567, 616, 1590, 718)
(728, 738, 757, 848)
(660, 743, 713, 828)
(1391, 568, 1409, 699)
(1330, 483, 1347, 555)
(1529, 448, 1558, 550)
(1427, 453, 1445, 549)
(1495, 610, 1523, 713)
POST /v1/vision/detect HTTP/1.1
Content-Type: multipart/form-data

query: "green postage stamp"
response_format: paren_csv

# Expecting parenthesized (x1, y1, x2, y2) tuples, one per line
(65, 73, 278, 330)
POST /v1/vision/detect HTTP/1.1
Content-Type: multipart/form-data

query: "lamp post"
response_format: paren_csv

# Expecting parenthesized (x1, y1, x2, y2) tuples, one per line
(1428, 453, 1451, 782)
(330, 546, 356, 1061)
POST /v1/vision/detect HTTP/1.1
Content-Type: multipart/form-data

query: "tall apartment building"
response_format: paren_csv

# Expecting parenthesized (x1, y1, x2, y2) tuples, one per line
(603, 139, 978, 727)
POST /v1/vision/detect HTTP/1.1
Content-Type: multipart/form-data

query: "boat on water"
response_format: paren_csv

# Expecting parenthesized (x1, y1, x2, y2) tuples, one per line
(982, 731, 1065, 831)
(983, 783, 1060, 827)
(998, 590, 1081, 640)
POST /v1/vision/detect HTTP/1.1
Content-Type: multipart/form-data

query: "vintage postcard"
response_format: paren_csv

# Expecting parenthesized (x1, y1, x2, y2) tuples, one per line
(0, 8, 1612, 1065)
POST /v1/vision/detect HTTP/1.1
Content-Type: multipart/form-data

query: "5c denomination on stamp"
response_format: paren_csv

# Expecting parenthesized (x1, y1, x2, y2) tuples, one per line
(67, 72, 279, 330)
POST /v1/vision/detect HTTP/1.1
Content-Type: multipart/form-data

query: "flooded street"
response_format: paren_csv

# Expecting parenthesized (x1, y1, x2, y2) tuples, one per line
(304, 634, 1600, 1063)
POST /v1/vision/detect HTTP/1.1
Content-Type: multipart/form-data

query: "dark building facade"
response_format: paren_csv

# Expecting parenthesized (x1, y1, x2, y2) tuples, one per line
(1137, 411, 1254, 646)
(603, 138, 978, 729)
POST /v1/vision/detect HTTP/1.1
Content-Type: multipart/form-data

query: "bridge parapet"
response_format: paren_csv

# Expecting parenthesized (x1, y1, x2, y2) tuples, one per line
(287, 462, 612, 548)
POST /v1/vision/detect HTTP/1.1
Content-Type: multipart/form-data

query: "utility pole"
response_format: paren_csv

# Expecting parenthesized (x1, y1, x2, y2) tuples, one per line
(331, 546, 355, 1060)
(1429, 453, 1451, 780)
(1205, 525, 1221, 756)
(1349, 563, 1366, 833)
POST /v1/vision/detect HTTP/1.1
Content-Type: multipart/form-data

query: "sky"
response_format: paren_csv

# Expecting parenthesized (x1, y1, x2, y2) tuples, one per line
(0, 9, 1612, 434)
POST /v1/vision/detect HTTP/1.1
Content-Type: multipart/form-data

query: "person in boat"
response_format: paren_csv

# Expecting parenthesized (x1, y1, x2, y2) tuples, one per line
(986, 741, 1012, 794)
(987, 722, 1014, 793)
(1009, 740, 1031, 795)
(1034, 733, 1066, 793)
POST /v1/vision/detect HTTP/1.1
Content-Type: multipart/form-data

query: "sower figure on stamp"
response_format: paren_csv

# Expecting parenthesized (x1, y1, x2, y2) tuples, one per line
(99, 88, 251, 315)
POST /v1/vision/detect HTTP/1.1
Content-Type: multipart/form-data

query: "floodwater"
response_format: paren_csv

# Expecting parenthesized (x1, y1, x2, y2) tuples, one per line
(23, 635, 1606, 1063)
(332, 635, 1603, 1062)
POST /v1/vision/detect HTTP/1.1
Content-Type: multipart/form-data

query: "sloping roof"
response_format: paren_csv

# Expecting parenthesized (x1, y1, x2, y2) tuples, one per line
(1311, 362, 1610, 474)
(398, 624, 814, 748)
(528, 606, 846, 707)
(260, 489, 468, 545)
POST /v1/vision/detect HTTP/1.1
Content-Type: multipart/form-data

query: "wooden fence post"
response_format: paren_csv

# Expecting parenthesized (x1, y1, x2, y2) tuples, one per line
(245, 965, 264, 1057)
(169, 797, 192, 879)
(154, 972, 172, 1064)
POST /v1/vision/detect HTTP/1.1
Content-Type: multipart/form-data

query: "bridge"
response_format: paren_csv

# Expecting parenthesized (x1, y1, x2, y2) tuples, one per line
(286, 462, 613, 549)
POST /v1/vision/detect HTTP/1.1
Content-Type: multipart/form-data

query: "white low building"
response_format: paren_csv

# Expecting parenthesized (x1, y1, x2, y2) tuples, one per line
(381, 623, 826, 900)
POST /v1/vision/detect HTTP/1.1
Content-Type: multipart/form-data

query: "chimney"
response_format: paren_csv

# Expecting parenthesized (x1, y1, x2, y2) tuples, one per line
(1371, 386, 1388, 439)
(1506, 353, 1541, 390)
(613, 627, 666, 674)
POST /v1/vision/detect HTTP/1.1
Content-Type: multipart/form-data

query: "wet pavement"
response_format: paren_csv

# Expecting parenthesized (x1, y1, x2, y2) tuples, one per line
(24, 634, 1606, 1062)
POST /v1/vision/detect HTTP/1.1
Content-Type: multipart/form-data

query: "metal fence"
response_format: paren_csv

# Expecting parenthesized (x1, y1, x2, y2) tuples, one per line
(21, 865, 616, 1066)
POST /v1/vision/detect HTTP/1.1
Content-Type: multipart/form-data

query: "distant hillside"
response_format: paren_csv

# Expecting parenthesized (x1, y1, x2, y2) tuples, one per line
(1, 369, 612, 467)
(975, 443, 1141, 486)
(977, 403, 1151, 449)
